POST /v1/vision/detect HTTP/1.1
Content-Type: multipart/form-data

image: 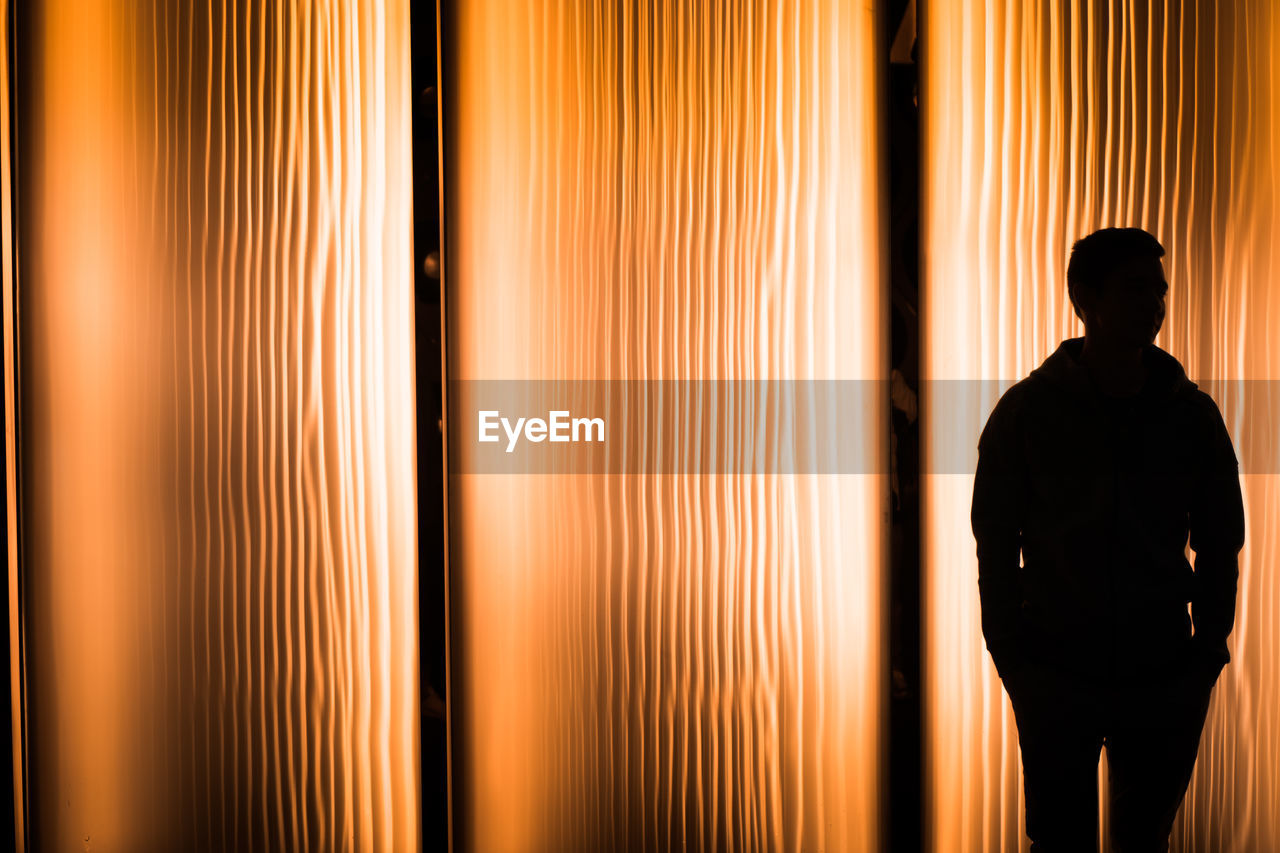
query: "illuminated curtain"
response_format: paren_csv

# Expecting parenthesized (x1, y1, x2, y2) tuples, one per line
(443, 2, 886, 851)
(3, 1, 418, 850)
(924, 2, 1280, 851)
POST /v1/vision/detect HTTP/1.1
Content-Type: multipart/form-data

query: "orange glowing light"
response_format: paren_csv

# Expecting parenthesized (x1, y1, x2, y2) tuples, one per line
(3, 1, 418, 849)
(443, 1, 887, 850)
(924, 2, 1280, 851)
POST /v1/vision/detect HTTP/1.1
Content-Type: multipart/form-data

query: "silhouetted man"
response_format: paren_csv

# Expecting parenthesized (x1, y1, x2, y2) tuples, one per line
(971, 228, 1245, 852)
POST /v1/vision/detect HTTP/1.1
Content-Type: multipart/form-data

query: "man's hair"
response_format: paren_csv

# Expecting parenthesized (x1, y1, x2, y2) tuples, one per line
(1066, 227, 1166, 323)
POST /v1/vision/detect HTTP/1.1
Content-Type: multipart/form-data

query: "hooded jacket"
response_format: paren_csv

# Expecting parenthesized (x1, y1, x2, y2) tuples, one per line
(971, 337, 1244, 686)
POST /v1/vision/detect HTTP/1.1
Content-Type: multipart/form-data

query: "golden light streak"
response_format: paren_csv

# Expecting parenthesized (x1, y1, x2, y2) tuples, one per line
(0, 1, 25, 849)
(444, 1, 886, 850)
(924, 2, 1280, 851)
(4, 1, 418, 849)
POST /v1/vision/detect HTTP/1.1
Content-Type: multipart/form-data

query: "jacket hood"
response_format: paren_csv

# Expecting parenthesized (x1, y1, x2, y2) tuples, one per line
(1028, 337, 1197, 403)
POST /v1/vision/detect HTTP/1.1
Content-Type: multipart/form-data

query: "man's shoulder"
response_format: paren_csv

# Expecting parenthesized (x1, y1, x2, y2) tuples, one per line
(1181, 387, 1224, 418)
(987, 374, 1053, 422)
(1178, 388, 1239, 467)
(1162, 386, 1231, 437)
(978, 378, 1038, 449)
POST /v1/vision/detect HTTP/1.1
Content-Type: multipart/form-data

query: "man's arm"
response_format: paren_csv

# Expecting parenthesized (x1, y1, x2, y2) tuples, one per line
(971, 391, 1029, 679)
(1188, 395, 1245, 668)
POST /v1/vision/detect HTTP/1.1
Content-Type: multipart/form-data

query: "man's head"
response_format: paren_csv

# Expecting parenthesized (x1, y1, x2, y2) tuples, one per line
(1067, 227, 1168, 349)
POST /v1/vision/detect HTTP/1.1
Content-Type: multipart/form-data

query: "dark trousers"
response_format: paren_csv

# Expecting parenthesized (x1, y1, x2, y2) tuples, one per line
(1002, 659, 1220, 853)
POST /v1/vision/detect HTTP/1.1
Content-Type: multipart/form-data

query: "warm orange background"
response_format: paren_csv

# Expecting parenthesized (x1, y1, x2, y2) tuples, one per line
(444, 1, 887, 851)
(924, 3, 1280, 851)
(4, 2, 418, 850)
